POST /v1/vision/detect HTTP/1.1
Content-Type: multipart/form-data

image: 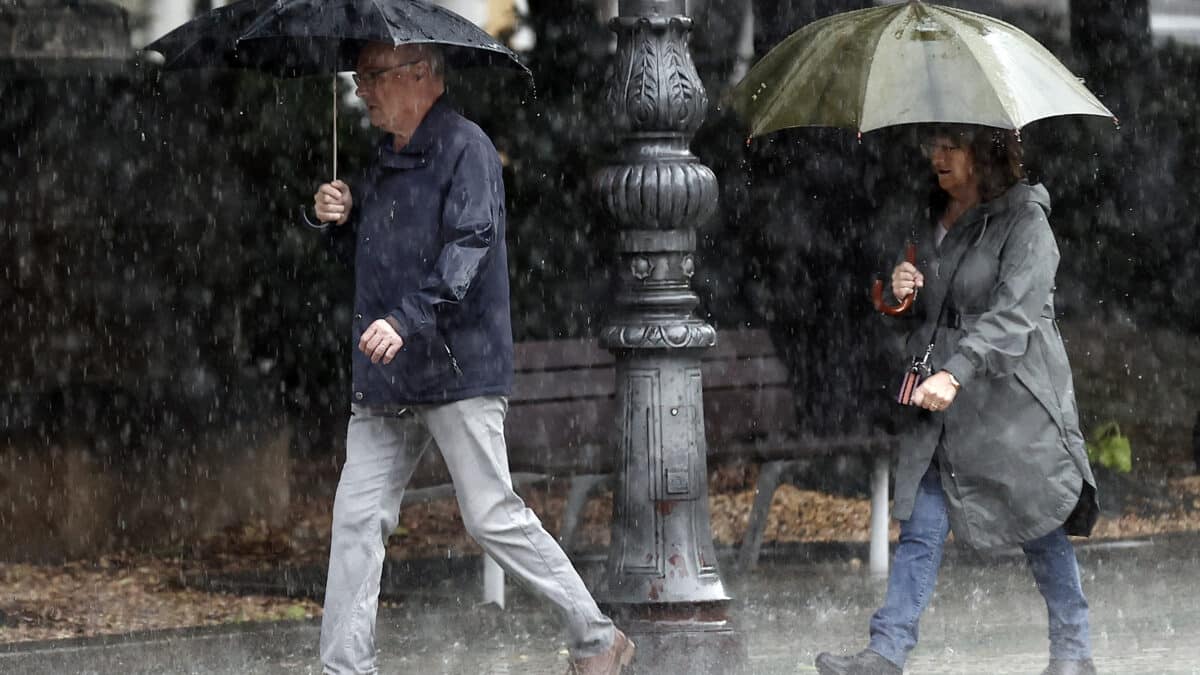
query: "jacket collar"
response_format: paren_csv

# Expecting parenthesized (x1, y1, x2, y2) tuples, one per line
(923, 182, 1049, 320)
(945, 181, 1051, 232)
(376, 97, 452, 170)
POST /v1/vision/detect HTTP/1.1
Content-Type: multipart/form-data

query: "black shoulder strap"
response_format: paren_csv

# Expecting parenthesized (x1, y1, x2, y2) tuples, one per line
(920, 214, 986, 348)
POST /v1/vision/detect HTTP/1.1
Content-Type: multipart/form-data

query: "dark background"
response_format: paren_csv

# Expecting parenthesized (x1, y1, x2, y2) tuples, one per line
(2, 0, 1196, 519)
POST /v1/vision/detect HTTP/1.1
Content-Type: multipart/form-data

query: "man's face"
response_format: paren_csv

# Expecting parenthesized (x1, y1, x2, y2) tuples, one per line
(354, 44, 430, 135)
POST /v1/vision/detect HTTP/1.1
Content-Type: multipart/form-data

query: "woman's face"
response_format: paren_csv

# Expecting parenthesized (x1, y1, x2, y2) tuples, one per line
(923, 134, 977, 196)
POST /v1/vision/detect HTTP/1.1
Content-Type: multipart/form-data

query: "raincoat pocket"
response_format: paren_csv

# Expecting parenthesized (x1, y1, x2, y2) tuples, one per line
(401, 331, 461, 391)
(1013, 364, 1066, 438)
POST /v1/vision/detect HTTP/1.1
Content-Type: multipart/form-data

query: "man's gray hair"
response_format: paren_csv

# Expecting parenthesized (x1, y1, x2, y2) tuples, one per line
(414, 44, 445, 78)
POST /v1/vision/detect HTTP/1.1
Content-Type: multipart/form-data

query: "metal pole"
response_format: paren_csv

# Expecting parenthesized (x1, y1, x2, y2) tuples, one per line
(332, 75, 338, 181)
(482, 554, 505, 608)
(870, 454, 890, 580)
(593, 1, 746, 671)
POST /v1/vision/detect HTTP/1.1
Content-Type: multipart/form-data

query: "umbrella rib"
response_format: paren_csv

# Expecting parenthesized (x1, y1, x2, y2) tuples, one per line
(378, 0, 407, 43)
(776, 34, 845, 131)
(751, 23, 830, 134)
(758, 4, 896, 135)
(931, 6, 1023, 128)
(948, 5, 1111, 125)
(856, 6, 910, 133)
(933, 3, 1112, 128)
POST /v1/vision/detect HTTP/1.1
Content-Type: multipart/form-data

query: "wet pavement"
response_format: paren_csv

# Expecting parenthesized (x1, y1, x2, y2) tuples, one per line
(3, 536, 1198, 674)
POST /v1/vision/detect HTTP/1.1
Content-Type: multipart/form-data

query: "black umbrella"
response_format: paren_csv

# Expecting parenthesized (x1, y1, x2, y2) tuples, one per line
(234, 0, 532, 77)
(143, 0, 273, 73)
(144, 0, 531, 180)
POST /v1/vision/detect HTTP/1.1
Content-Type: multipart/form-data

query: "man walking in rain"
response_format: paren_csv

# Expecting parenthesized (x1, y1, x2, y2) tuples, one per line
(311, 42, 634, 675)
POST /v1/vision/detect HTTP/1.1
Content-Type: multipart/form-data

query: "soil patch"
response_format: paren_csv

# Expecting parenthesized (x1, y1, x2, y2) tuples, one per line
(4, 463, 1199, 644)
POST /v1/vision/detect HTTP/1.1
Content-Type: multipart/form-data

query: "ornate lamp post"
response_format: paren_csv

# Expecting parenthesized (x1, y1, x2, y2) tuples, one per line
(593, 1, 746, 671)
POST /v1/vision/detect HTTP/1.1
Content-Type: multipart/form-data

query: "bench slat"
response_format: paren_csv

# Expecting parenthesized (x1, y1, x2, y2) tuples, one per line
(514, 339, 613, 371)
(702, 386, 797, 439)
(513, 368, 613, 401)
(702, 329, 778, 359)
(508, 398, 611, 450)
(507, 385, 799, 449)
(700, 356, 790, 389)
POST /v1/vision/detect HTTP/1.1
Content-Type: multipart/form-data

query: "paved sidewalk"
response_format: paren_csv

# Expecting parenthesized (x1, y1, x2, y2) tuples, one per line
(3, 536, 1198, 674)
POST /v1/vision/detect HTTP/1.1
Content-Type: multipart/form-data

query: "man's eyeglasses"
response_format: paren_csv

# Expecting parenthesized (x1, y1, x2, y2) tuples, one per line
(920, 140, 965, 158)
(352, 60, 423, 87)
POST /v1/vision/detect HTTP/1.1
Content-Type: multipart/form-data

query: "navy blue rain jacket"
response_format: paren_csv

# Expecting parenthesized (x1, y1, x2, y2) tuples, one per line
(326, 99, 513, 405)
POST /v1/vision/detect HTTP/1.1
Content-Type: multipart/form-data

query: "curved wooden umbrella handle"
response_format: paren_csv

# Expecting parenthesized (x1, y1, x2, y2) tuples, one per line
(872, 242, 918, 316)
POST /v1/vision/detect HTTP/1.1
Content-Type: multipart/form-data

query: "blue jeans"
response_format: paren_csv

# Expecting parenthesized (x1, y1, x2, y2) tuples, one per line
(867, 467, 1092, 668)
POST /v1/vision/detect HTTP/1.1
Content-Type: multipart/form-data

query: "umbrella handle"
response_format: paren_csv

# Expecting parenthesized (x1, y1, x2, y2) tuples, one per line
(300, 205, 334, 231)
(872, 242, 917, 316)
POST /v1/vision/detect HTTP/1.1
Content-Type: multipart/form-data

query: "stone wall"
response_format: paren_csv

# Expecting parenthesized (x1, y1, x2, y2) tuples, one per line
(0, 422, 291, 561)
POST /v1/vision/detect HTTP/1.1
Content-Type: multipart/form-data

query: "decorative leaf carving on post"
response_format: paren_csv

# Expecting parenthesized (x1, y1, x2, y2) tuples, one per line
(627, 22, 660, 127)
(665, 41, 694, 126)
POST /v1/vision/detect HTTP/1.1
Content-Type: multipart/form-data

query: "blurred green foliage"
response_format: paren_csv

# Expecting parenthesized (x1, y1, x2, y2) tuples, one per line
(1087, 421, 1133, 473)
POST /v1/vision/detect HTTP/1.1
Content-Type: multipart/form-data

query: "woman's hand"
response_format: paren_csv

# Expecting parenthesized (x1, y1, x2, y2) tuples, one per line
(892, 261, 924, 301)
(911, 371, 959, 412)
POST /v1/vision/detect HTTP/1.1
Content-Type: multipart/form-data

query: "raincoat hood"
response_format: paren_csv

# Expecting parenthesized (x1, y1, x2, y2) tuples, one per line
(987, 181, 1051, 218)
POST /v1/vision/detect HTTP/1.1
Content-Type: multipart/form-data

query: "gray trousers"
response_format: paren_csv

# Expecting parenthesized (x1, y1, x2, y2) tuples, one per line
(320, 396, 615, 675)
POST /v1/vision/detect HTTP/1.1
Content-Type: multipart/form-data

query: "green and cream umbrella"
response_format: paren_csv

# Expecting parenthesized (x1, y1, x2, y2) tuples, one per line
(729, 0, 1115, 137)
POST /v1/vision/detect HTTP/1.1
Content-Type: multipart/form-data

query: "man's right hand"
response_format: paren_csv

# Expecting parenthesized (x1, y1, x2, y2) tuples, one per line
(892, 261, 924, 301)
(314, 180, 353, 225)
(358, 319, 404, 365)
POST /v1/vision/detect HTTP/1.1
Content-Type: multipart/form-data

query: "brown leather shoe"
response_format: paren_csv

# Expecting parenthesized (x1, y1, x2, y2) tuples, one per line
(567, 629, 636, 675)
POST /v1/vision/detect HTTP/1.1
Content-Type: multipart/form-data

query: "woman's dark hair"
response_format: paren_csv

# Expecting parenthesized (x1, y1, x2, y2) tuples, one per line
(927, 123, 1026, 201)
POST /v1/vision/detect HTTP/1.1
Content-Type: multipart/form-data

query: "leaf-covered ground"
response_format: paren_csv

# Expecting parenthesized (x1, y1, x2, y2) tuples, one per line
(4, 464, 1199, 644)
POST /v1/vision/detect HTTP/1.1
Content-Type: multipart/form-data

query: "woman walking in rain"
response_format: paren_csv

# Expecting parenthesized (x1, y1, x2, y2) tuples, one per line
(815, 124, 1100, 675)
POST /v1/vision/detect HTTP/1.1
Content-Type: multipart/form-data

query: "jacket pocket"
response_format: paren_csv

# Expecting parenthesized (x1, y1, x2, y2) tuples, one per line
(1013, 363, 1066, 438)
(401, 331, 461, 390)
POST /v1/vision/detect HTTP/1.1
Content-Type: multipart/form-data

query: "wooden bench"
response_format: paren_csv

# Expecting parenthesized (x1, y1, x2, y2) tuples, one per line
(403, 328, 895, 605)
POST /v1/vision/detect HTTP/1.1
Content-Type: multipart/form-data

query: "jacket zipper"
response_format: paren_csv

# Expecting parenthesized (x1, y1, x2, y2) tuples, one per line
(444, 343, 463, 378)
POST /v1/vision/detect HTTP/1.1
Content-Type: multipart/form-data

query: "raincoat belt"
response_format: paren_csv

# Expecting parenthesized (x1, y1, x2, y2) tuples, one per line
(942, 308, 1057, 330)
(941, 309, 980, 330)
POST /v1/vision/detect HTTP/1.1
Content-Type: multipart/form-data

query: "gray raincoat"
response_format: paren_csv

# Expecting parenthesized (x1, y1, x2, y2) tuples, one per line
(891, 182, 1099, 550)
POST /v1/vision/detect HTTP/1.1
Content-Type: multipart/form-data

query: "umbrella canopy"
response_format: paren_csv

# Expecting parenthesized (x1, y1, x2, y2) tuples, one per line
(234, 0, 530, 78)
(145, 0, 530, 79)
(142, 0, 272, 72)
(728, 0, 1114, 136)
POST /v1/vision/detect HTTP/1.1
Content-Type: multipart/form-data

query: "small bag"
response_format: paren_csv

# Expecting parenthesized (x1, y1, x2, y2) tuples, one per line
(897, 343, 934, 405)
